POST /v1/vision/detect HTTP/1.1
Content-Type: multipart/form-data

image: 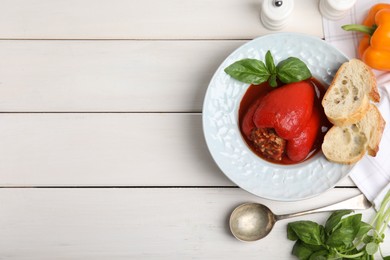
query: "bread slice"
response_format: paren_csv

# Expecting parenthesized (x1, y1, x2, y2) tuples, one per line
(322, 104, 385, 164)
(359, 105, 386, 156)
(322, 59, 379, 126)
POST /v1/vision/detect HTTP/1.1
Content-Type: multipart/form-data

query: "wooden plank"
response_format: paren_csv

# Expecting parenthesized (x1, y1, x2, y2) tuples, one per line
(0, 0, 323, 39)
(0, 113, 355, 186)
(0, 187, 382, 260)
(0, 40, 243, 112)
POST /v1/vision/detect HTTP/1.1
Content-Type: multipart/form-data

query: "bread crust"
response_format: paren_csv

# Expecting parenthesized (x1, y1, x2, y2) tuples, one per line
(322, 104, 386, 164)
(321, 59, 385, 164)
(322, 59, 379, 126)
(366, 105, 386, 156)
(366, 64, 380, 103)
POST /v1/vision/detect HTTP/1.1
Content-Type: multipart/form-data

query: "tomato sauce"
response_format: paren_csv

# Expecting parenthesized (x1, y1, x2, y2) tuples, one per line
(239, 78, 331, 165)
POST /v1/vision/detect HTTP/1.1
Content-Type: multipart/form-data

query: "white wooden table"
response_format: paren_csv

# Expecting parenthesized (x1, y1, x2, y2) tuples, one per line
(0, 0, 388, 259)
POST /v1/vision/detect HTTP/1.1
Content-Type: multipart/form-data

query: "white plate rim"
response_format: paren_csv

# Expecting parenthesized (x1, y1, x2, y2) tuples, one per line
(202, 32, 355, 201)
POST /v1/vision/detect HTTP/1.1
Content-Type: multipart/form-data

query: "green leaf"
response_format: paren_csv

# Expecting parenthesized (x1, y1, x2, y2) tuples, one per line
(308, 250, 329, 260)
(365, 242, 379, 255)
(356, 221, 372, 240)
(326, 214, 362, 247)
(287, 224, 299, 241)
(224, 59, 270, 84)
(224, 51, 312, 87)
(287, 196, 390, 260)
(291, 240, 325, 260)
(265, 50, 276, 74)
(291, 240, 315, 260)
(288, 221, 325, 246)
(340, 213, 363, 228)
(276, 57, 312, 84)
(265, 51, 278, 87)
(325, 210, 354, 235)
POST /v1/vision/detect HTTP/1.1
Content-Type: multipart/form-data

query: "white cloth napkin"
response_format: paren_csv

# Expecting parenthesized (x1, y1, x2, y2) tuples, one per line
(322, 0, 390, 211)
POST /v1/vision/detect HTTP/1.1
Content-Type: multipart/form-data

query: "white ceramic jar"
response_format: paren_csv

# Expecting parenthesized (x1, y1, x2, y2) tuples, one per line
(260, 0, 294, 30)
(319, 0, 357, 20)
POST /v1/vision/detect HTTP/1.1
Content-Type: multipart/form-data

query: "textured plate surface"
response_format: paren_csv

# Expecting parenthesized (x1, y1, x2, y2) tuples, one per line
(202, 33, 354, 201)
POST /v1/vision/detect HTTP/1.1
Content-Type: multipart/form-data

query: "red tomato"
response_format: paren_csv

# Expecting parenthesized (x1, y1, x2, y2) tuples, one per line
(286, 106, 320, 162)
(252, 81, 315, 140)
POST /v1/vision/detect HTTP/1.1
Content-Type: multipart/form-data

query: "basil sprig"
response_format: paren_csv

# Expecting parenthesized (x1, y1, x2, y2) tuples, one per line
(287, 191, 390, 260)
(224, 50, 311, 87)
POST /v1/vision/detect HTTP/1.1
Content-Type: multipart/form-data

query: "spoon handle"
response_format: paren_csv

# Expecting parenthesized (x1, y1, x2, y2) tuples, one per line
(275, 194, 372, 221)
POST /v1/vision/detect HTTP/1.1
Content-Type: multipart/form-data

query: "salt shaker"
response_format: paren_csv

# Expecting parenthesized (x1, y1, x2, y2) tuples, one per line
(319, 0, 357, 20)
(260, 0, 294, 30)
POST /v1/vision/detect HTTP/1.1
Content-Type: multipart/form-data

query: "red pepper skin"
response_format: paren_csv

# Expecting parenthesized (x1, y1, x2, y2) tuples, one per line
(241, 99, 261, 139)
(286, 106, 320, 162)
(252, 81, 314, 140)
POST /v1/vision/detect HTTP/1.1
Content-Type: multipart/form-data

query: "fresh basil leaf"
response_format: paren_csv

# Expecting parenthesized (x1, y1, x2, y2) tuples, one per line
(276, 57, 312, 84)
(265, 51, 278, 87)
(326, 214, 362, 247)
(325, 210, 354, 235)
(288, 221, 325, 246)
(356, 221, 372, 240)
(308, 249, 329, 260)
(288, 197, 390, 260)
(291, 240, 315, 260)
(340, 213, 362, 229)
(224, 59, 270, 84)
(365, 242, 379, 255)
(288, 223, 299, 241)
(265, 50, 276, 74)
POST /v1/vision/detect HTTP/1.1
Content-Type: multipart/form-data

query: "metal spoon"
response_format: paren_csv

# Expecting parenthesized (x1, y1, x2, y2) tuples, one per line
(229, 194, 372, 242)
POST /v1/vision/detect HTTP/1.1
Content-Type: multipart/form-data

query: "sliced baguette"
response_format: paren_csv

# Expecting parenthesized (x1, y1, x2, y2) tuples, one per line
(322, 104, 385, 164)
(322, 59, 379, 126)
(359, 105, 386, 157)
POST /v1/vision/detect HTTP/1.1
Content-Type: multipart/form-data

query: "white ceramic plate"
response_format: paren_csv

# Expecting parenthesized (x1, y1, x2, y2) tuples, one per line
(202, 33, 354, 201)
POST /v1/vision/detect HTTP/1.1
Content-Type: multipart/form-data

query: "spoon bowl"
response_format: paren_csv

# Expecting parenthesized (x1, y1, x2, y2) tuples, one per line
(229, 203, 276, 241)
(229, 194, 372, 242)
